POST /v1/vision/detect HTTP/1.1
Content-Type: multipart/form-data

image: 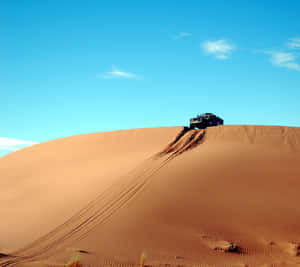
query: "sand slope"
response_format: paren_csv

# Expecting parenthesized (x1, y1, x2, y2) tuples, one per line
(1, 125, 300, 267)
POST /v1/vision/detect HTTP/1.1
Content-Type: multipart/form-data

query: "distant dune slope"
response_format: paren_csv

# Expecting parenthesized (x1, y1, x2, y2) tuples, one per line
(1, 125, 300, 267)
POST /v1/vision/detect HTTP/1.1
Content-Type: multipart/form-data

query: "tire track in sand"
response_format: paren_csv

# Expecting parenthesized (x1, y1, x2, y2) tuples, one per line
(0, 128, 205, 267)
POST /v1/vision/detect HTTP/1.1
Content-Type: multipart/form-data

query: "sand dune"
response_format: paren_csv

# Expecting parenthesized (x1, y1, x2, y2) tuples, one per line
(1, 125, 300, 267)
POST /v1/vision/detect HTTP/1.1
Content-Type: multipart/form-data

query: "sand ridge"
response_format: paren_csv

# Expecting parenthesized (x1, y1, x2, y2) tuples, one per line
(1, 126, 300, 267)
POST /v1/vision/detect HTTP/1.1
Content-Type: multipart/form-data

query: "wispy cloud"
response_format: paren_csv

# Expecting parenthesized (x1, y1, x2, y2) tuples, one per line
(0, 137, 38, 152)
(98, 66, 140, 80)
(267, 51, 300, 71)
(172, 32, 192, 40)
(202, 39, 234, 59)
(287, 38, 300, 49)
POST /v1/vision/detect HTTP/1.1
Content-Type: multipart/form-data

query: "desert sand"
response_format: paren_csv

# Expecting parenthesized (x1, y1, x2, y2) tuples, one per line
(1, 125, 300, 267)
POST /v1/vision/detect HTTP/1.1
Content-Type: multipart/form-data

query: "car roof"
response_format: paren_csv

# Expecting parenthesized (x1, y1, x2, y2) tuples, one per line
(200, 113, 215, 116)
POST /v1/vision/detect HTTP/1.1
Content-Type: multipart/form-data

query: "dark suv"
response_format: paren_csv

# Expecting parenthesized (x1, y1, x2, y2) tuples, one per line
(190, 113, 224, 129)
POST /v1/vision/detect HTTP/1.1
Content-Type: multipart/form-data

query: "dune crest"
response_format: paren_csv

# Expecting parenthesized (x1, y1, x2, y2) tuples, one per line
(1, 125, 300, 267)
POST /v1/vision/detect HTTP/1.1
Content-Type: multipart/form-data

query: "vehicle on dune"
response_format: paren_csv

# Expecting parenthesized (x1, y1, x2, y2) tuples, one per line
(190, 113, 224, 129)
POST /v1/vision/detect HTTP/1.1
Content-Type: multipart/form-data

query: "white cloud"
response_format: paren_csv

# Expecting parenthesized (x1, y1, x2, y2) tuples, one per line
(0, 137, 38, 152)
(172, 32, 192, 40)
(98, 66, 140, 80)
(287, 38, 300, 49)
(268, 52, 300, 71)
(202, 39, 234, 60)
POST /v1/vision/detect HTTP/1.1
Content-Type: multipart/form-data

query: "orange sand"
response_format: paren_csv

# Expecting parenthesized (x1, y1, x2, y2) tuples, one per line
(1, 125, 300, 267)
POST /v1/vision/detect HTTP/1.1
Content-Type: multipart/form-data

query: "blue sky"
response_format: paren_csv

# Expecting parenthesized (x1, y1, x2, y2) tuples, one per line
(1, 0, 300, 156)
